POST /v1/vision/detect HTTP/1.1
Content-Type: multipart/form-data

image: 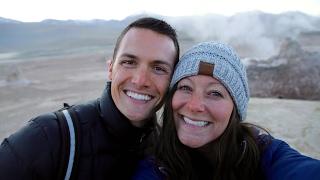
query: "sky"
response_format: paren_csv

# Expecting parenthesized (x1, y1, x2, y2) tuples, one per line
(1, 0, 320, 22)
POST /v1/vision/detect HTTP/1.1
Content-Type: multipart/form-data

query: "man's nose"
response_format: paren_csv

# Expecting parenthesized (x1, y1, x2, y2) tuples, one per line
(186, 94, 205, 112)
(131, 67, 151, 88)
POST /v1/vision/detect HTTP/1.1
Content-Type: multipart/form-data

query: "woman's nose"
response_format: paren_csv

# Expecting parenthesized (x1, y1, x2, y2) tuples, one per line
(186, 94, 205, 112)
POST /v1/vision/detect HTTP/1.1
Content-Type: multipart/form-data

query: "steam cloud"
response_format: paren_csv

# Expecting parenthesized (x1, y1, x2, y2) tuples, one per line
(167, 11, 320, 59)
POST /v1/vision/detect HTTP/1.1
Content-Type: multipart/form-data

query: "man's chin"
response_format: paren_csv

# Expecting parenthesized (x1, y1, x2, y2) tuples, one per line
(128, 118, 148, 127)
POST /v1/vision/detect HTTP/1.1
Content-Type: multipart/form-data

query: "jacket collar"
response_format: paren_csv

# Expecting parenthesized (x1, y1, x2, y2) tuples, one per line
(99, 82, 154, 145)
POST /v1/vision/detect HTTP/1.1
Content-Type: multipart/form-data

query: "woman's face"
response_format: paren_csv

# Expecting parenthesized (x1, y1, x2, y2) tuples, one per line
(172, 75, 234, 148)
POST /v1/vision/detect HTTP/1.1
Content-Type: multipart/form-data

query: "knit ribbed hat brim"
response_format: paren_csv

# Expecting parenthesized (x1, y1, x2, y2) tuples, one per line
(170, 42, 249, 121)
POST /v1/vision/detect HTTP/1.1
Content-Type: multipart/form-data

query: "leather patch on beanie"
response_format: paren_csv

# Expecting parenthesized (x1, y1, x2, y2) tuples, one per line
(198, 61, 214, 76)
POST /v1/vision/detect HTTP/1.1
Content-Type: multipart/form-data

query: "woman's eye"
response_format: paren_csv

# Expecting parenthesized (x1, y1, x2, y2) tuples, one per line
(209, 91, 223, 97)
(177, 85, 192, 92)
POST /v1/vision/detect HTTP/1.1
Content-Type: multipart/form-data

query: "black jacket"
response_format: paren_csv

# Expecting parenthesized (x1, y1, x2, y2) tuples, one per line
(0, 82, 155, 179)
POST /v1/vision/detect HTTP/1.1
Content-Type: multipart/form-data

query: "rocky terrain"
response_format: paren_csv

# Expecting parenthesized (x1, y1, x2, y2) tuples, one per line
(247, 38, 320, 100)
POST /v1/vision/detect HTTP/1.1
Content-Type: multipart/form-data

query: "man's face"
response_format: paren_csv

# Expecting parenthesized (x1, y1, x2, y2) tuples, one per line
(108, 27, 176, 127)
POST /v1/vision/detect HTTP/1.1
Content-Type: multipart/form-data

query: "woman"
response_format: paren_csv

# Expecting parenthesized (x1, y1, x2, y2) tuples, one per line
(133, 42, 320, 180)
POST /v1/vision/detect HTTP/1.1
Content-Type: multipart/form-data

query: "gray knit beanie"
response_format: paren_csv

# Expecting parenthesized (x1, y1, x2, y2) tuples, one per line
(170, 41, 249, 121)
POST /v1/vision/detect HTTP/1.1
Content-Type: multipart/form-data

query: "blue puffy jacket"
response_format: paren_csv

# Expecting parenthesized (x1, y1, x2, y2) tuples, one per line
(132, 136, 320, 180)
(261, 137, 320, 180)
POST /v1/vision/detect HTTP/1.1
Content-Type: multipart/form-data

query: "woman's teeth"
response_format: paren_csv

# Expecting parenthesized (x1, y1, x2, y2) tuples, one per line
(183, 116, 209, 127)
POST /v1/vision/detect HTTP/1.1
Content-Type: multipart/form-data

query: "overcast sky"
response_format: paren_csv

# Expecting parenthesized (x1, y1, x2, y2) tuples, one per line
(1, 0, 320, 22)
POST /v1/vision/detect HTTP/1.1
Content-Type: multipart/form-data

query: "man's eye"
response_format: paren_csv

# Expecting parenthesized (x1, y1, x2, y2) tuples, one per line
(121, 60, 135, 67)
(153, 66, 168, 75)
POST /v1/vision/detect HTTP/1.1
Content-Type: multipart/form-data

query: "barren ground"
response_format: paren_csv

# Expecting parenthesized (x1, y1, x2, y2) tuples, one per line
(0, 53, 319, 159)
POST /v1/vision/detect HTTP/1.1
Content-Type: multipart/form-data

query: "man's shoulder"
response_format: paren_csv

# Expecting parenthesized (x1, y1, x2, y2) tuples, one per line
(12, 112, 61, 146)
(0, 112, 61, 164)
(30, 111, 59, 128)
(4, 98, 99, 148)
(5, 98, 101, 146)
(71, 99, 101, 123)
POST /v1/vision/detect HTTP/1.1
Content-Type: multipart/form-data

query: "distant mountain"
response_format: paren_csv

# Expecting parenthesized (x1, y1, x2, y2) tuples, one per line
(40, 19, 122, 26)
(0, 17, 128, 56)
(0, 11, 319, 59)
(0, 17, 22, 24)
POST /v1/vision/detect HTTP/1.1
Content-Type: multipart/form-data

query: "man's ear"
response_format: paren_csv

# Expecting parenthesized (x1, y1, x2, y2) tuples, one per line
(106, 59, 113, 81)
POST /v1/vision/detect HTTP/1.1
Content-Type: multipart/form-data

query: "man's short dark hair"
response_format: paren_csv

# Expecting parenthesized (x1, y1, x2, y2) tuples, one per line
(112, 17, 180, 67)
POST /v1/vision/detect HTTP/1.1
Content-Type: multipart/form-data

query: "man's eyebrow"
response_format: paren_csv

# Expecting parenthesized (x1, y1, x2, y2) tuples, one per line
(119, 53, 137, 59)
(118, 54, 173, 70)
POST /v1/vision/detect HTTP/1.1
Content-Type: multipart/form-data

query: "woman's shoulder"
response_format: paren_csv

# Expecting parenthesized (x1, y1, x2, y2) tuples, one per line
(260, 135, 320, 180)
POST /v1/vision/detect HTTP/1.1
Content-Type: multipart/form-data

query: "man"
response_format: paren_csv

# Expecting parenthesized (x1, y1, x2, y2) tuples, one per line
(0, 17, 180, 179)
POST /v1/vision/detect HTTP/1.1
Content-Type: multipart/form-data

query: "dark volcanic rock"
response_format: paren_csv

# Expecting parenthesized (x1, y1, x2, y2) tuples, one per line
(247, 38, 320, 100)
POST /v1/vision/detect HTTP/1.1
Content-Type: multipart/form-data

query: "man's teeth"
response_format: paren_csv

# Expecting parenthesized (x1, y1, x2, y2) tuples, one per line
(183, 117, 209, 127)
(126, 91, 151, 101)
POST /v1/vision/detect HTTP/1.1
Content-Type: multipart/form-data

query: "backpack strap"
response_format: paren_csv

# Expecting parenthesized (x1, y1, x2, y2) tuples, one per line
(55, 105, 81, 180)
